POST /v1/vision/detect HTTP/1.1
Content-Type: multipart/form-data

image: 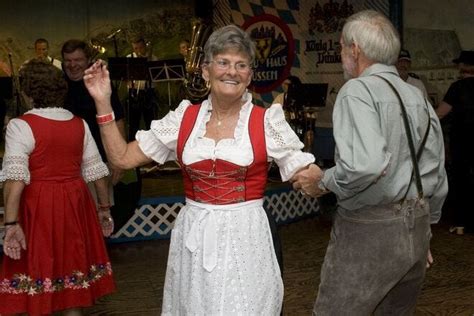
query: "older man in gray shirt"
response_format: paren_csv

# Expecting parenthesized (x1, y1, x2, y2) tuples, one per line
(292, 10, 448, 315)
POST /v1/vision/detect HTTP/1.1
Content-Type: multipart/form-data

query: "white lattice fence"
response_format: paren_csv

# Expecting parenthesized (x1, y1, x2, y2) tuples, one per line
(0, 189, 320, 247)
(266, 190, 319, 222)
(110, 188, 319, 241)
(112, 202, 185, 240)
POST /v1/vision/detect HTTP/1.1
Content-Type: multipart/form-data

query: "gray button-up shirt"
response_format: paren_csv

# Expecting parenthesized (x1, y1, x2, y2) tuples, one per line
(322, 64, 448, 223)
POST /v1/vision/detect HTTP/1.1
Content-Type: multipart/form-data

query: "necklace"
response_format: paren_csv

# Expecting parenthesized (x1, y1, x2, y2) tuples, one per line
(212, 102, 243, 127)
(214, 109, 230, 126)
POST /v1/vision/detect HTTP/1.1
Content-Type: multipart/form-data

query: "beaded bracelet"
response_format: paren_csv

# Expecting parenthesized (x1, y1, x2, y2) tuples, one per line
(96, 112, 115, 125)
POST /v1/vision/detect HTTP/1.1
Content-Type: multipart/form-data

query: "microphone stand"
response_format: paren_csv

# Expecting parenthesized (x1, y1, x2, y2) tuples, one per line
(7, 53, 21, 117)
(106, 29, 121, 56)
(112, 34, 119, 58)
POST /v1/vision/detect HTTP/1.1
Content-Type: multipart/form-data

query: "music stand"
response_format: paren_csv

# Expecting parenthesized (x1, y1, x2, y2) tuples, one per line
(287, 83, 328, 109)
(148, 59, 186, 107)
(287, 83, 328, 153)
(108, 57, 149, 81)
(108, 57, 149, 139)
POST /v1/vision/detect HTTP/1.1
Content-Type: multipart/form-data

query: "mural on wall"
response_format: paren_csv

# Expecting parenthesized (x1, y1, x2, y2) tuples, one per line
(0, 0, 195, 74)
(403, 28, 461, 102)
(404, 28, 461, 68)
(89, 8, 195, 61)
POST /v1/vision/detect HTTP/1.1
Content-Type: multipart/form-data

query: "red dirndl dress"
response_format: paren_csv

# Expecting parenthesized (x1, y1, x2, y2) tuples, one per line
(0, 114, 116, 315)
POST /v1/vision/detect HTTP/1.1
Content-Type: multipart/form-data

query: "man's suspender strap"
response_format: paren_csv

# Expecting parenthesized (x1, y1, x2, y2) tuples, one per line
(374, 75, 431, 200)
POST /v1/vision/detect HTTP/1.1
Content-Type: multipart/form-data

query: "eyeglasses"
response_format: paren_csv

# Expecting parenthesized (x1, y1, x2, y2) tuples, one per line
(210, 59, 252, 73)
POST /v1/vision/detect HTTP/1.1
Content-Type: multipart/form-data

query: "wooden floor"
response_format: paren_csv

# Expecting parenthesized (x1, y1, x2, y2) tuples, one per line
(81, 212, 474, 315)
(1, 167, 473, 315)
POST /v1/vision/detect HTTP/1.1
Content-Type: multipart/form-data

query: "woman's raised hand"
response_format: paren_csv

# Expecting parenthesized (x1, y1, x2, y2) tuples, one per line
(83, 59, 112, 106)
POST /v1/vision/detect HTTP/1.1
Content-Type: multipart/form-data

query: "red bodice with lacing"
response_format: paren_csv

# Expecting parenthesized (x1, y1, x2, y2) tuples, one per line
(177, 104, 268, 204)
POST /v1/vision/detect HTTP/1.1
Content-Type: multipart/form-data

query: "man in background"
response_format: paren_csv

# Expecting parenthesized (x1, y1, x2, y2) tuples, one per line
(179, 39, 190, 62)
(29, 38, 62, 69)
(12, 39, 62, 117)
(61, 39, 126, 204)
(436, 50, 474, 235)
(396, 48, 428, 98)
(126, 37, 158, 141)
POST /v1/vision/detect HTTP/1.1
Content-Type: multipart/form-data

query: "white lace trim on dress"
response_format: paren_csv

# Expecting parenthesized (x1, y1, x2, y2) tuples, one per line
(82, 154, 110, 183)
(0, 155, 31, 184)
(26, 107, 74, 120)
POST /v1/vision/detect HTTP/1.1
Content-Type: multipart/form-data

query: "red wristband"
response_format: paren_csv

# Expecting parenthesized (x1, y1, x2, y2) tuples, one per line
(96, 112, 115, 125)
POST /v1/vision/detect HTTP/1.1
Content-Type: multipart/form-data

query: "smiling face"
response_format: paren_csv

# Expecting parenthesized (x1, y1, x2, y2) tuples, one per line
(201, 49, 253, 104)
(63, 49, 89, 82)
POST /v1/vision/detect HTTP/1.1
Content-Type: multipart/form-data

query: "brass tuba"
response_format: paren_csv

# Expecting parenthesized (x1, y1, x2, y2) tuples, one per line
(184, 19, 212, 100)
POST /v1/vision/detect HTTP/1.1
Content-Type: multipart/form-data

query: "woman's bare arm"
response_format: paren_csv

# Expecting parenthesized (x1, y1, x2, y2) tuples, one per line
(84, 60, 152, 169)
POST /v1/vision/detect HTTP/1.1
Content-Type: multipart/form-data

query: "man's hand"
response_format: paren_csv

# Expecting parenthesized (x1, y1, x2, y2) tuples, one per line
(291, 164, 327, 197)
(426, 249, 434, 268)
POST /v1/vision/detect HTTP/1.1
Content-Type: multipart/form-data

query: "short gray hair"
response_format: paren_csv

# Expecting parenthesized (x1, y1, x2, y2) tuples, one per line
(341, 10, 400, 65)
(203, 24, 255, 64)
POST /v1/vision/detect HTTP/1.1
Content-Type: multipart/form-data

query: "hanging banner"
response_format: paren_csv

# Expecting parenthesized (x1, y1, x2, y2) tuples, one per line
(300, 0, 359, 85)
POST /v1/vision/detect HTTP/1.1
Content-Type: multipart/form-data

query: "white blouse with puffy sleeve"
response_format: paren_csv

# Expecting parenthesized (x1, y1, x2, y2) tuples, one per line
(136, 93, 314, 181)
